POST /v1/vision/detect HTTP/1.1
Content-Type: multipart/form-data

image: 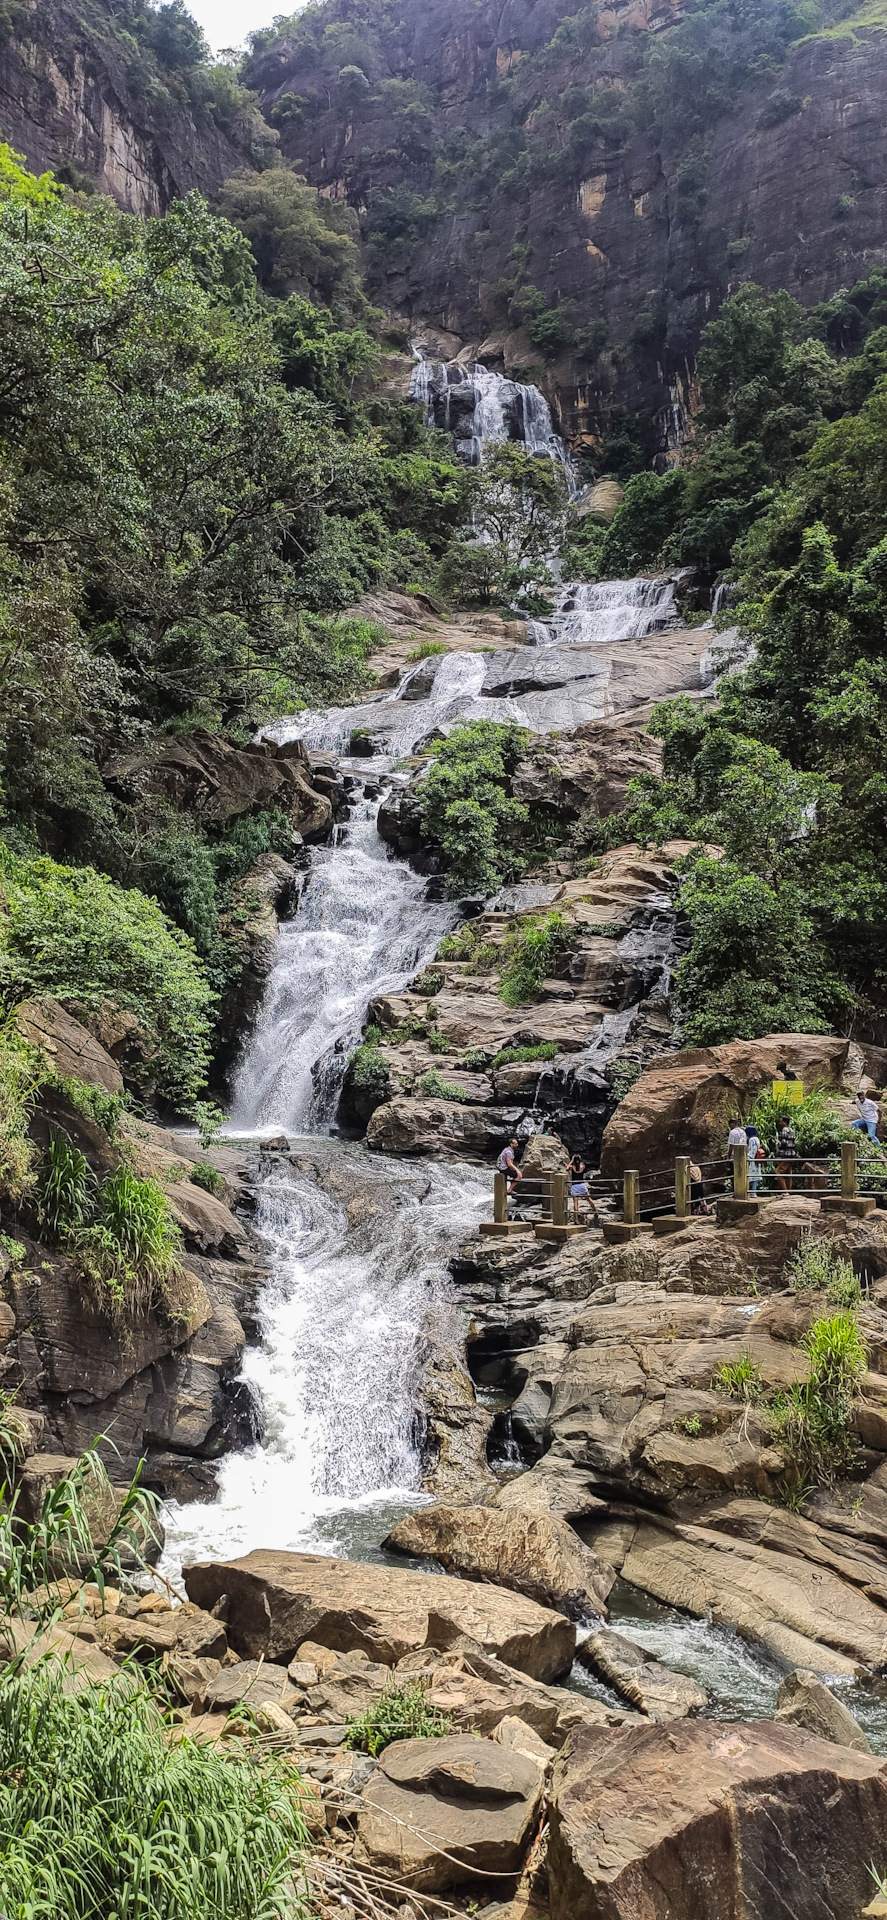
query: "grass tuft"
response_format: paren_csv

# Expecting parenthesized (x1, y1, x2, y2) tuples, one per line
(344, 1680, 452, 1756)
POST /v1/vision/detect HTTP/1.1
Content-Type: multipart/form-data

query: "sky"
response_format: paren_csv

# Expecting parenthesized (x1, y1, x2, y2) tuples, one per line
(188, 0, 277, 56)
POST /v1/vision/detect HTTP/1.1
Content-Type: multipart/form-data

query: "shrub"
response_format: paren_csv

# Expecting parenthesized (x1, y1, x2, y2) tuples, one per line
(192, 1099, 226, 1150)
(72, 1170, 187, 1322)
(499, 912, 569, 1006)
(492, 1042, 558, 1067)
(190, 1159, 224, 1197)
(427, 1029, 450, 1054)
(713, 1353, 763, 1402)
(416, 1069, 471, 1102)
(348, 1039, 390, 1097)
(0, 1020, 43, 1203)
(0, 848, 213, 1109)
(462, 1047, 491, 1069)
(769, 1310, 866, 1486)
(0, 1663, 310, 1920)
(345, 1680, 452, 1756)
(411, 970, 445, 995)
(746, 1084, 851, 1156)
(37, 1135, 94, 1241)
(419, 720, 529, 897)
(406, 641, 447, 660)
(437, 921, 497, 970)
(784, 1236, 859, 1303)
(52, 1076, 125, 1141)
(607, 1058, 642, 1104)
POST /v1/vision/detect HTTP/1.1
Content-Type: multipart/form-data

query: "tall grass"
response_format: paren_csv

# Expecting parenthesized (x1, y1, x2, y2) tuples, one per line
(72, 1168, 187, 1322)
(0, 1664, 310, 1919)
(37, 1134, 94, 1239)
(499, 912, 570, 1006)
(769, 1311, 867, 1486)
(0, 1444, 161, 1626)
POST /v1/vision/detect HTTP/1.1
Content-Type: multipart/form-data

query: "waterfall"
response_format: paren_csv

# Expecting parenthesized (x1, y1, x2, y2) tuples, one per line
(264, 649, 533, 765)
(162, 1148, 488, 1576)
(410, 354, 579, 496)
(534, 575, 683, 648)
(231, 789, 456, 1133)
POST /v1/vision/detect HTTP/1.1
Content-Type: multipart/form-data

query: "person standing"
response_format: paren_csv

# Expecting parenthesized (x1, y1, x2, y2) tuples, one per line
(727, 1116, 747, 1194)
(568, 1152, 597, 1225)
(775, 1118, 797, 1192)
(746, 1126, 765, 1197)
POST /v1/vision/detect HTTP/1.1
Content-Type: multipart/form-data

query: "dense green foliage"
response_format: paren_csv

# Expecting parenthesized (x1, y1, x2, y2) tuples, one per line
(770, 1310, 867, 1486)
(37, 1140, 187, 1321)
(0, 1663, 310, 1919)
(419, 720, 529, 897)
(436, 445, 567, 605)
(499, 913, 570, 1006)
(0, 138, 473, 1102)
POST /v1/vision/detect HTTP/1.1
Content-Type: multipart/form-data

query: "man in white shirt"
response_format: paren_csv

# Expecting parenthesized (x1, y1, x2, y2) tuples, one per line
(853, 1093, 881, 1143)
(726, 1118, 747, 1151)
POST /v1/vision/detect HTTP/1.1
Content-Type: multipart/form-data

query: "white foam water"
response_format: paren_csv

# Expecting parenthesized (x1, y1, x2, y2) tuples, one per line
(410, 355, 579, 494)
(230, 790, 455, 1133)
(533, 575, 683, 648)
(161, 1150, 489, 1579)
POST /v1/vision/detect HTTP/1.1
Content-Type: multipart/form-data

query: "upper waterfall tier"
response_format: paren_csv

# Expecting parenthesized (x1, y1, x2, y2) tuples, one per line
(410, 355, 578, 494)
(530, 574, 687, 648)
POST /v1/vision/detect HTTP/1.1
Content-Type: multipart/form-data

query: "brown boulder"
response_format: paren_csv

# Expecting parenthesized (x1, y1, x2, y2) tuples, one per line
(395, 1646, 636, 1747)
(184, 1549, 576, 1682)
(384, 1503, 614, 1619)
(511, 723, 660, 824)
(106, 729, 333, 839)
(600, 1033, 860, 1175)
(355, 1732, 544, 1892)
(15, 997, 123, 1094)
(366, 1095, 526, 1160)
(775, 1667, 871, 1753)
(548, 1718, 887, 1920)
(194, 1658, 299, 1716)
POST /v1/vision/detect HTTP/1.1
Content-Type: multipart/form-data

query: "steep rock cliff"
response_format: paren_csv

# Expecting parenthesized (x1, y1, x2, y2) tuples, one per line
(245, 0, 887, 455)
(0, 0, 265, 213)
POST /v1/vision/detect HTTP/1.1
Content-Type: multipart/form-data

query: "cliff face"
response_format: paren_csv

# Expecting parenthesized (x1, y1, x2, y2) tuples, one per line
(0, 0, 258, 214)
(245, 0, 887, 455)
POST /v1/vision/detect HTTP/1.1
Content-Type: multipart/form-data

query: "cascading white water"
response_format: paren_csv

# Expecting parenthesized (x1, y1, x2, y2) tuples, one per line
(162, 1147, 489, 1577)
(230, 791, 456, 1132)
(410, 354, 579, 495)
(532, 575, 683, 648)
(264, 648, 533, 764)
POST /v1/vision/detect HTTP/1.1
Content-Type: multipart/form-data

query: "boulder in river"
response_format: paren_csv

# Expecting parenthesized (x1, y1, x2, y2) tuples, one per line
(548, 1718, 887, 1920)
(383, 1502, 614, 1619)
(775, 1667, 871, 1753)
(355, 1731, 544, 1892)
(184, 1550, 576, 1681)
(577, 1626, 708, 1721)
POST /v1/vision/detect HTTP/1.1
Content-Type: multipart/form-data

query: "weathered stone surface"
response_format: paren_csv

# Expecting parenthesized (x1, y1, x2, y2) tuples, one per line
(162, 1181, 249, 1258)
(107, 729, 334, 839)
(511, 724, 660, 824)
(578, 1627, 708, 1721)
(384, 1503, 614, 1619)
(776, 1668, 871, 1753)
(601, 1032, 862, 1175)
(90, 1601, 226, 1663)
(15, 997, 123, 1094)
(356, 1733, 544, 1892)
(184, 1550, 576, 1681)
(548, 1718, 887, 1920)
(366, 1095, 525, 1159)
(395, 1645, 636, 1747)
(194, 1658, 298, 1715)
(586, 1513, 887, 1672)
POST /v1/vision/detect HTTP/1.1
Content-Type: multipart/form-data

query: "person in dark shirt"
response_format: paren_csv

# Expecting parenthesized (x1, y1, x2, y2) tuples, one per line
(775, 1119, 797, 1192)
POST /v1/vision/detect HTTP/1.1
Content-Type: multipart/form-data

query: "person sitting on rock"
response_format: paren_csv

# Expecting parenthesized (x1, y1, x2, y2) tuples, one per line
(852, 1091, 882, 1143)
(775, 1118, 797, 1191)
(497, 1138, 522, 1194)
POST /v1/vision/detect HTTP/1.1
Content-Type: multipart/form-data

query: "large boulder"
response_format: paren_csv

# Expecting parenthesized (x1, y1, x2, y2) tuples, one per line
(775, 1667, 871, 1753)
(600, 1033, 862, 1175)
(105, 729, 334, 840)
(511, 723, 660, 824)
(184, 1551, 576, 1682)
(15, 997, 123, 1094)
(394, 1645, 635, 1747)
(548, 1718, 887, 1920)
(384, 1503, 614, 1619)
(355, 1732, 544, 1892)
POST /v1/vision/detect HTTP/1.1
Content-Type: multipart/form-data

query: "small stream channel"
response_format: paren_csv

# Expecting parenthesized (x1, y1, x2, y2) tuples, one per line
(162, 362, 887, 1752)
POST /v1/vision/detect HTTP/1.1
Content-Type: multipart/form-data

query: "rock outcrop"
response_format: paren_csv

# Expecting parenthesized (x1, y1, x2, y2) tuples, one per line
(106, 729, 339, 841)
(384, 1502, 614, 1619)
(184, 1549, 577, 1681)
(600, 1032, 865, 1174)
(775, 1667, 871, 1754)
(548, 1718, 887, 1920)
(578, 1626, 708, 1721)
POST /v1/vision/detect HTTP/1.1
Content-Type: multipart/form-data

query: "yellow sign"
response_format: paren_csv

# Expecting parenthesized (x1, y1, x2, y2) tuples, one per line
(772, 1079, 804, 1106)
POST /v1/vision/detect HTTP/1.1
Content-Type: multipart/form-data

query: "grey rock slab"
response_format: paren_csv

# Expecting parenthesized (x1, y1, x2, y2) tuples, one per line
(577, 1626, 708, 1721)
(356, 1732, 544, 1893)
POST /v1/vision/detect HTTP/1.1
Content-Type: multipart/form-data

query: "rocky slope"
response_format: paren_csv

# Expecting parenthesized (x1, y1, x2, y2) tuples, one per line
(246, 0, 887, 454)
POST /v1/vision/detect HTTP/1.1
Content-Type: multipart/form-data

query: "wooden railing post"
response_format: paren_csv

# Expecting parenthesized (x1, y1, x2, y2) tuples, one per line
(733, 1141, 748, 1200)
(623, 1169, 639, 1226)
(841, 1138, 858, 1201)
(552, 1172, 567, 1226)
(493, 1171, 507, 1223)
(675, 1156, 690, 1219)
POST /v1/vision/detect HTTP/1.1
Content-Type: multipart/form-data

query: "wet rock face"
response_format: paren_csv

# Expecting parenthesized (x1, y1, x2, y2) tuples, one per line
(246, 0, 887, 445)
(548, 1718, 887, 1920)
